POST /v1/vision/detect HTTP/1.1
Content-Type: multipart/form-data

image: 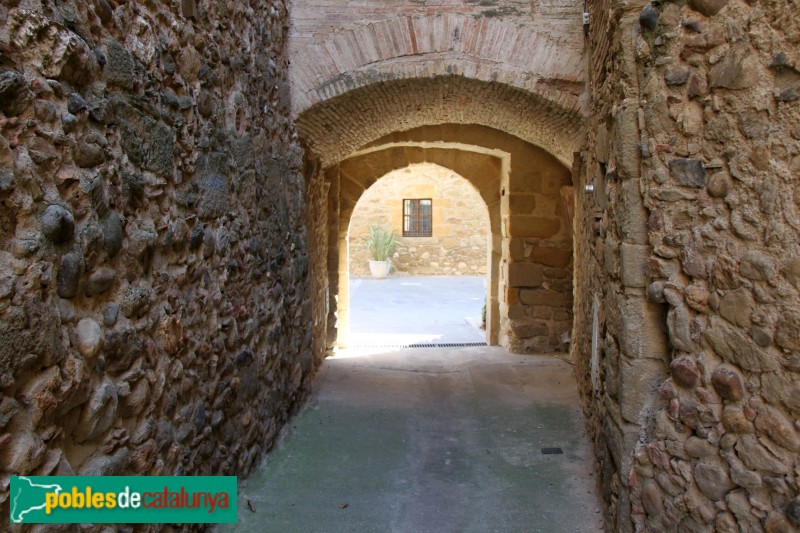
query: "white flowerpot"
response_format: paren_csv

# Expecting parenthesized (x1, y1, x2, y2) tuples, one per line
(369, 260, 391, 279)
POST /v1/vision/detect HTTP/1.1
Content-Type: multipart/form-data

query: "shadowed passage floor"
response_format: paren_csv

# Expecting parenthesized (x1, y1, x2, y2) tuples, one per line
(221, 347, 603, 533)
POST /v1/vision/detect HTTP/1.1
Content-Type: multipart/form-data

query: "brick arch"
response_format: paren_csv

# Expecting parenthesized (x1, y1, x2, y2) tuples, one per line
(288, 8, 585, 117)
(296, 76, 583, 168)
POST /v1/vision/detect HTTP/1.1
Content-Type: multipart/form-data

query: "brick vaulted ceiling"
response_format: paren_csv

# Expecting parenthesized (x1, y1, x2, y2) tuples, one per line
(288, 0, 587, 167)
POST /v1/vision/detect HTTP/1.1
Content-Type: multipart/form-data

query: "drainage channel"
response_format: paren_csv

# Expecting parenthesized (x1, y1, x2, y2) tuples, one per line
(347, 342, 488, 349)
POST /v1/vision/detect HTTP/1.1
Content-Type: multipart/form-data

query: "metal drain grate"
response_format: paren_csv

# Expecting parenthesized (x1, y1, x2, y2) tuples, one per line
(541, 447, 564, 455)
(349, 342, 488, 349)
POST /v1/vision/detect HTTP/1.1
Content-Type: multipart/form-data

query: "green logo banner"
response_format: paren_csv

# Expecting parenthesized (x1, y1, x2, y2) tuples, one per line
(9, 476, 237, 524)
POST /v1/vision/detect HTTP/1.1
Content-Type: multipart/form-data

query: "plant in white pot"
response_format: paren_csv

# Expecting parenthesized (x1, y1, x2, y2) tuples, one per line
(364, 224, 399, 279)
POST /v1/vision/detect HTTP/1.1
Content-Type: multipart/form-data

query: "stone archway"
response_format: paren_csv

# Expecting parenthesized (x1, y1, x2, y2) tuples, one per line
(289, 3, 586, 356)
(324, 143, 507, 348)
(305, 120, 577, 353)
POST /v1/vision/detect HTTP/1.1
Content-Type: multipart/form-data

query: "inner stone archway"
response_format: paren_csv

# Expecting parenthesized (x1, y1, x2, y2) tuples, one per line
(305, 118, 577, 354)
(346, 163, 491, 346)
(324, 142, 507, 348)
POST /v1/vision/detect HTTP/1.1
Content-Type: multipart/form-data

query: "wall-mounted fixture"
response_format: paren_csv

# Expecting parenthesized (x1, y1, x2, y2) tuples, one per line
(585, 183, 595, 193)
(582, 11, 590, 38)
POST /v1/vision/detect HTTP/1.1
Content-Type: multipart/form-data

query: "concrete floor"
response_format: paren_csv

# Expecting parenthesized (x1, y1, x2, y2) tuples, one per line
(219, 277, 602, 533)
(348, 276, 487, 345)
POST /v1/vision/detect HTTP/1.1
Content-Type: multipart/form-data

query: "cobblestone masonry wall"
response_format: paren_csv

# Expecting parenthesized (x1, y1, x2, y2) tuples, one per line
(0, 0, 316, 524)
(575, 0, 800, 530)
(348, 163, 488, 277)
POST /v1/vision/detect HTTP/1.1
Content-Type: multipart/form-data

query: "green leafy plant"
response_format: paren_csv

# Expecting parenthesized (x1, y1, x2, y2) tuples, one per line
(364, 224, 400, 262)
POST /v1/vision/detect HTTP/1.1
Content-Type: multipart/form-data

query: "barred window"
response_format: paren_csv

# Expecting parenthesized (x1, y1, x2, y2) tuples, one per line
(403, 199, 432, 237)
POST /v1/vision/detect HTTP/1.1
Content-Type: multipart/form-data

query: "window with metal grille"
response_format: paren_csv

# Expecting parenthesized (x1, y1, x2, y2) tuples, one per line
(403, 199, 432, 237)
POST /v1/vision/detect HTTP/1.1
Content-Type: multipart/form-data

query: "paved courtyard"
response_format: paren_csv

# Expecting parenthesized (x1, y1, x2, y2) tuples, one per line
(348, 275, 488, 346)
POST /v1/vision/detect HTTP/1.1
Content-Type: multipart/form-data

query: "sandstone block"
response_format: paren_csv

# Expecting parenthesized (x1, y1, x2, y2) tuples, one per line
(531, 247, 572, 268)
(519, 289, 569, 307)
(611, 295, 669, 360)
(507, 262, 544, 287)
(617, 180, 648, 244)
(619, 357, 667, 423)
(616, 104, 640, 181)
(511, 320, 548, 339)
(508, 216, 560, 238)
(603, 416, 642, 489)
(620, 244, 650, 288)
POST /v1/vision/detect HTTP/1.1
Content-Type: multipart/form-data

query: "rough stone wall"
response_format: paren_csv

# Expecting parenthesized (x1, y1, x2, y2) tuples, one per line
(304, 155, 329, 363)
(576, 0, 800, 530)
(348, 163, 488, 277)
(0, 0, 315, 523)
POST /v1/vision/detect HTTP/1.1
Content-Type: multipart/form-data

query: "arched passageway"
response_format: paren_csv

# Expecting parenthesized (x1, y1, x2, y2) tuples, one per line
(347, 163, 491, 346)
(325, 143, 505, 348)
(5, 1, 797, 531)
(305, 122, 576, 354)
